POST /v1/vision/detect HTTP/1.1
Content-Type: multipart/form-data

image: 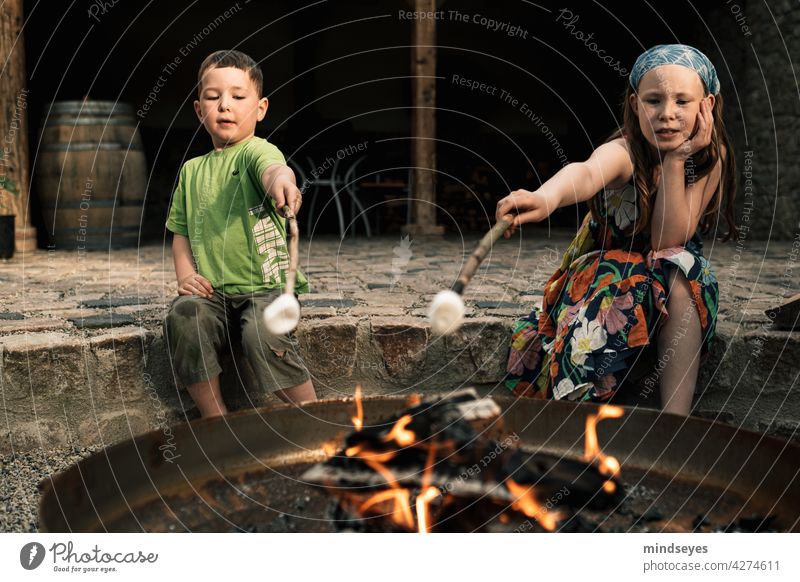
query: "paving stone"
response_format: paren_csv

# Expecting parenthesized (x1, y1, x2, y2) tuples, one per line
(68, 314, 137, 329)
(472, 300, 520, 309)
(0, 317, 69, 333)
(79, 296, 151, 308)
(347, 306, 406, 317)
(301, 298, 355, 308)
(0, 312, 24, 320)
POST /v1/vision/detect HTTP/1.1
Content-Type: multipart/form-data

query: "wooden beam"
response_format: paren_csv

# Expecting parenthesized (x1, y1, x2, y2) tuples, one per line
(0, 0, 36, 252)
(405, 0, 444, 236)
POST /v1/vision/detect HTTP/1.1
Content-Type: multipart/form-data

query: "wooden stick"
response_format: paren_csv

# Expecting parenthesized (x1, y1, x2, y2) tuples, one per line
(451, 214, 513, 295)
(282, 205, 298, 294)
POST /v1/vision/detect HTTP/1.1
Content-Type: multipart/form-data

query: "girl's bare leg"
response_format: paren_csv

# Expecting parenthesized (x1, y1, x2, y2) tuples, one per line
(658, 267, 702, 415)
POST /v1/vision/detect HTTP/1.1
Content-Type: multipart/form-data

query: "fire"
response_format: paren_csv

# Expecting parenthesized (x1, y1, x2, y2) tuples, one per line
(506, 479, 562, 531)
(359, 488, 414, 529)
(584, 404, 624, 491)
(415, 486, 441, 533)
(415, 440, 440, 534)
(346, 408, 441, 532)
(405, 394, 422, 408)
(384, 414, 416, 447)
(351, 385, 363, 431)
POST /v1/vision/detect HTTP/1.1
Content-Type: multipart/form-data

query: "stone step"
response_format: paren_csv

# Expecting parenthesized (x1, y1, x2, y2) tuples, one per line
(1, 316, 797, 452)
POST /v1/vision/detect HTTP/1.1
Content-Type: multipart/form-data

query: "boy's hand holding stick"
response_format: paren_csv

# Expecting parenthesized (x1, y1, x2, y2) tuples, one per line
(263, 205, 301, 334)
(428, 214, 514, 335)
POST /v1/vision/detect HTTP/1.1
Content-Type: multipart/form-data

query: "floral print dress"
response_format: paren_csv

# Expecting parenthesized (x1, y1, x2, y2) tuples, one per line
(504, 183, 719, 402)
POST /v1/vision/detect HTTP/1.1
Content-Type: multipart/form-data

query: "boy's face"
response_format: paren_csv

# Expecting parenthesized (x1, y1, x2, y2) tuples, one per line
(194, 66, 268, 150)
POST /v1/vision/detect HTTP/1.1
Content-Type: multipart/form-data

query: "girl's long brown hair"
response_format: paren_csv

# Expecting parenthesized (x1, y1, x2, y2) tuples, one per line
(589, 86, 739, 243)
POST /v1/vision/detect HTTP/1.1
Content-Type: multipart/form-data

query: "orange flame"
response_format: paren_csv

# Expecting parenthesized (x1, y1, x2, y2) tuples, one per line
(506, 479, 562, 531)
(416, 441, 440, 533)
(351, 385, 363, 431)
(358, 488, 414, 529)
(584, 405, 624, 491)
(405, 394, 422, 408)
(416, 486, 441, 534)
(384, 415, 416, 447)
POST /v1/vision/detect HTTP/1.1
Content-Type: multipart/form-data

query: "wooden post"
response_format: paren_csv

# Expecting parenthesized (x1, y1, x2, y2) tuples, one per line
(404, 0, 444, 236)
(0, 0, 37, 253)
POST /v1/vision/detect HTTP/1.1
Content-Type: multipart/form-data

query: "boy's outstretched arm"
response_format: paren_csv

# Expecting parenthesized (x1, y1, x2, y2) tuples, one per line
(261, 164, 303, 216)
(172, 234, 213, 298)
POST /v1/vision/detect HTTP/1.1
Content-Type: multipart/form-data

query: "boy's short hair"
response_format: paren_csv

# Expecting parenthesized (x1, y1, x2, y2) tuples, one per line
(197, 50, 263, 97)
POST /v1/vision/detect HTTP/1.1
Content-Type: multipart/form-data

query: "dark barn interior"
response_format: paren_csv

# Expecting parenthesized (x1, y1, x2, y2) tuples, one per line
(21, 0, 725, 243)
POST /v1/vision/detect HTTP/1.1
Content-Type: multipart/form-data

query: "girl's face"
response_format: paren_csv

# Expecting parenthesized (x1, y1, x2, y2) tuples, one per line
(630, 64, 714, 153)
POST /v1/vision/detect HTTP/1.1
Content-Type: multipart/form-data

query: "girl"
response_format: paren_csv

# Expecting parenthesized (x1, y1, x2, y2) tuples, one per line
(496, 45, 737, 415)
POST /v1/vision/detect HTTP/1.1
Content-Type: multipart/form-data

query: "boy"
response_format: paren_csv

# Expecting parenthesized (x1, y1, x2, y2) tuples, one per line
(164, 50, 316, 418)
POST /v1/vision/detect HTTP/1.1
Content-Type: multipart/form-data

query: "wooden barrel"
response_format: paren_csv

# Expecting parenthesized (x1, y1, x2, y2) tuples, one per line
(35, 101, 147, 250)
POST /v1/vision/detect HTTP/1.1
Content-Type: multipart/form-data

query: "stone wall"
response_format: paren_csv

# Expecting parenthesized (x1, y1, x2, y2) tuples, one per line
(704, 0, 800, 241)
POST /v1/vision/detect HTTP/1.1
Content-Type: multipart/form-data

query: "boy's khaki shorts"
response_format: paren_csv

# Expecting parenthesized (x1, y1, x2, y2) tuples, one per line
(163, 290, 309, 392)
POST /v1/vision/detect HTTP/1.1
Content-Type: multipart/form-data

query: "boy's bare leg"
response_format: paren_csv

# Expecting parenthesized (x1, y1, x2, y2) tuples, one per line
(275, 379, 317, 405)
(658, 268, 702, 416)
(186, 375, 228, 418)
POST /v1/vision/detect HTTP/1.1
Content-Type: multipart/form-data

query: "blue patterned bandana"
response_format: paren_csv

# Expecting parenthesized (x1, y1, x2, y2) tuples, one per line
(630, 44, 720, 95)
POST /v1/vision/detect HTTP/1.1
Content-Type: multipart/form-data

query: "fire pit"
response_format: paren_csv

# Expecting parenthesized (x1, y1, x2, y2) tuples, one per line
(39, 392, 800, 532)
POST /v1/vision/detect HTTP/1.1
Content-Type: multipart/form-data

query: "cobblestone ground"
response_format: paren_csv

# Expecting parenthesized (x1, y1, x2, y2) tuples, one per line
(0, 231, 794, 332)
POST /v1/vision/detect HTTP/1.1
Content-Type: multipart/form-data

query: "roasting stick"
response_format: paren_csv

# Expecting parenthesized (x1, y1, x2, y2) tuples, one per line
(263, 205, 301, 334)
(428, 214, 514, 335)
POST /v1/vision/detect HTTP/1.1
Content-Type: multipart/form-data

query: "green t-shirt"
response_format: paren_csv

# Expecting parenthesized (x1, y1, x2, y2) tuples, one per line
(166, 136, 309, 295)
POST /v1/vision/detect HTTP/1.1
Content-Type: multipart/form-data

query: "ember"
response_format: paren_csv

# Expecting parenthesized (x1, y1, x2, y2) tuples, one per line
(302, 390, 626, 532)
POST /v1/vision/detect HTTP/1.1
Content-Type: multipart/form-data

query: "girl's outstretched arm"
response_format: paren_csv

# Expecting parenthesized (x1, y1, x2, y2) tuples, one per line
(496, 138, 632, 237)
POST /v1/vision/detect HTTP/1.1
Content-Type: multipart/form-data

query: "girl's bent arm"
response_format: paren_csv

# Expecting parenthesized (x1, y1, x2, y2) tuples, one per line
(649, 153, 721, 250)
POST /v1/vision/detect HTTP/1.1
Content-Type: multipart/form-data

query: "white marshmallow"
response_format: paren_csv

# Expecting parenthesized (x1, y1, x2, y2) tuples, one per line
(428, 290, 465, 335)
(263, 293, 301, 335)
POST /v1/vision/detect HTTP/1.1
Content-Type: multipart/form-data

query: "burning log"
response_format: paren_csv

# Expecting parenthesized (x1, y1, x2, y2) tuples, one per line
(302, 390, 625, 532)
